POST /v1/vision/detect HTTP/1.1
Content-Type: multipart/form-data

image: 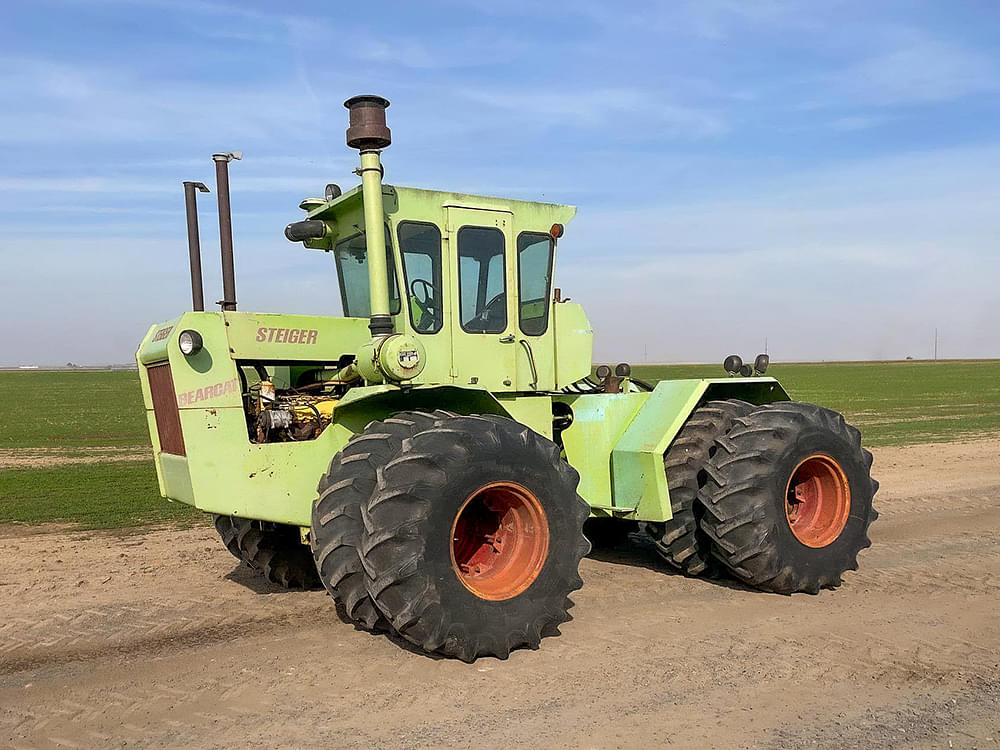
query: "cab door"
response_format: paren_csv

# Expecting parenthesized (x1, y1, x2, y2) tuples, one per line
(445, 206, 517, 392)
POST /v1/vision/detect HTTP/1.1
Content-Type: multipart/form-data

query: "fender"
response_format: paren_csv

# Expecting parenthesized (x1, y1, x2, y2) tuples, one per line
(610, 378, 789, 522)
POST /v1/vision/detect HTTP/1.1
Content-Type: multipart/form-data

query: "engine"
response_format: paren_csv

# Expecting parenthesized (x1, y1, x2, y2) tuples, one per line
(244, 365, 357, 443)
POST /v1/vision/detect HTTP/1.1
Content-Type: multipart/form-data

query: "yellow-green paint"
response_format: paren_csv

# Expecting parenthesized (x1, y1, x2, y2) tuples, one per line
(295, 185, 588, 392)
(610, 378, 788, 521)
(359, 150, 392, 320)
(497, 394, 554, 439)
(557, 392, 648, 514)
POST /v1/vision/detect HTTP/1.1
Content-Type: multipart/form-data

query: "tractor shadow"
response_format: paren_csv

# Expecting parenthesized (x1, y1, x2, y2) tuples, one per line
(585, 531, 762, 594)
(342, 598, 577, 661)
(223, 563, 320, 595)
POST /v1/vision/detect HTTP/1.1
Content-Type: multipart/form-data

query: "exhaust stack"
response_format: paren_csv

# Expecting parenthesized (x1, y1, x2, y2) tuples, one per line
(212, 151, 242, 311)
(182, 180, 210, 312)
(345, 95, 393, 337)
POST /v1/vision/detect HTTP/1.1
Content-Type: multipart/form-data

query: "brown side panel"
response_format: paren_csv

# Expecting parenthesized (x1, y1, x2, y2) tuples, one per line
(147, 363, 186, 456)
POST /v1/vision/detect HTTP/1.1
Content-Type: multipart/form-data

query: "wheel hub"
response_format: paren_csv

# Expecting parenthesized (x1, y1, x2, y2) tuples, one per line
(450, 482, 549, 601)
(785, 454, 851, 548)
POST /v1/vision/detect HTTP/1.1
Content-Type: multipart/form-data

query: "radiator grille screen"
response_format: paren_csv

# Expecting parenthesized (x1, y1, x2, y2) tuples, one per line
(147, 363, 186, 456)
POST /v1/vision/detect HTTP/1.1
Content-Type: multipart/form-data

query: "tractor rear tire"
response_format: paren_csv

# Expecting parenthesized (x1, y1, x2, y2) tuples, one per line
(212, 514, 319, 589)
(360, 414, 590, 662)
(641, 399, 755, 576)
(310, 411, 451, 631)
(698, 401, 879, 594)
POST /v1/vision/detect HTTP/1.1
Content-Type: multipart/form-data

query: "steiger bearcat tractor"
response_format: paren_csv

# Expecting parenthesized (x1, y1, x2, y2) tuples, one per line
(137, 96, 878, 661)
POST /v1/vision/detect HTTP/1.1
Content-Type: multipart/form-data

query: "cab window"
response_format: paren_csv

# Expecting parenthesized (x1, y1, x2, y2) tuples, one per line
(333, 226, 401, 318)
(517, 232, 554, 336)
(398, 221, 443, 334)
(457, 226, 507, 333)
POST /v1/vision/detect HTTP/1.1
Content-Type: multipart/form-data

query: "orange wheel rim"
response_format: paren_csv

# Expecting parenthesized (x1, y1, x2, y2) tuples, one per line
(784, 454, 851, 548)
(450, 482, 549, 601)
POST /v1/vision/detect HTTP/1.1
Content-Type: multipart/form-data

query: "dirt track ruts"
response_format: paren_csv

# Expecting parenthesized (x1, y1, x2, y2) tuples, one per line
(2, 439, 999, 749)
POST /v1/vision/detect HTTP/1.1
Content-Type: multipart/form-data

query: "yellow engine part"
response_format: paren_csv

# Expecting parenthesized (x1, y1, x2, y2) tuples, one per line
(289, 397, 337, 422)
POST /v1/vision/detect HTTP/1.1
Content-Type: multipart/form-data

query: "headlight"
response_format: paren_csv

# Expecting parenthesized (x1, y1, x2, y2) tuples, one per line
(178, 330, 203, 355)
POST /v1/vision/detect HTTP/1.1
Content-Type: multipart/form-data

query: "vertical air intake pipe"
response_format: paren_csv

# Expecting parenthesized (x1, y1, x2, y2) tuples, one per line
(345, 95, 393, 337)
(212, 151, 242, 312)
(182, 180, 209, 312)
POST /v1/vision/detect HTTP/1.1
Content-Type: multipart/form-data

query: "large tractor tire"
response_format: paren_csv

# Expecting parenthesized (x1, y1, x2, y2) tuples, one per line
(213, 514, 319, 589)
(360, 414, 591, 662)
(698, 401, 879, 594)
(311, 411, 451, 631)
(641, 399, 755, 576)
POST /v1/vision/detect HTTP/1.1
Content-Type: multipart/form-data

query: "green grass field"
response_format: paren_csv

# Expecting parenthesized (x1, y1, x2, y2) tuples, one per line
(631, 359, 1000, 447)
(0, 370, 201, 529)
(1, 360, 998, 530)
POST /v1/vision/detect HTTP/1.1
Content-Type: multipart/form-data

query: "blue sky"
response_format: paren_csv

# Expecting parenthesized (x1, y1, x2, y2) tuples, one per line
(1, 0, 998, 365)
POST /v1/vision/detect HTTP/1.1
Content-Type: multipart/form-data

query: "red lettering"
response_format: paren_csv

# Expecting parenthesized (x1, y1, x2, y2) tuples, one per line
(288, 329, 300, 344)
(175, 378, 240, 407)
(307, 330, 318, 345)
(267, 328, 277, 342)
(256, 327, 266, 342)
(152, 326, 173, 342)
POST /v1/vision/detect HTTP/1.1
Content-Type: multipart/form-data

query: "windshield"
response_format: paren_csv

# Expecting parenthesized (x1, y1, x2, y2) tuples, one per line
(333, 226, 401, 318)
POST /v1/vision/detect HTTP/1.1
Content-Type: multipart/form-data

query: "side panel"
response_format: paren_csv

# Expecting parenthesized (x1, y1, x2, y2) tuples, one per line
(182, 407, 353, 526)
(611, 378, 788, 522)
(496, 394, 553, 439)
(553, 303, 593, 388)
(558, 393, 648, 513)
(223, 311, 369, 360)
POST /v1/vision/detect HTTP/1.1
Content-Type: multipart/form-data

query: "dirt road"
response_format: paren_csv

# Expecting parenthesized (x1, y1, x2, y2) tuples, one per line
(2, 440, 998, 749)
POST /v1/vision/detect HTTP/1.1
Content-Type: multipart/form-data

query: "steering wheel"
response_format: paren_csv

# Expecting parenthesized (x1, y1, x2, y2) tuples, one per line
(471, 292, 506, 330)
(410, 278, 436, 313)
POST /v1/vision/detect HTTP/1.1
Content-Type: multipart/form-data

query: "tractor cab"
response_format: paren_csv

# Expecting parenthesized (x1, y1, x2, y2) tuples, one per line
(286, 184, 592, 392)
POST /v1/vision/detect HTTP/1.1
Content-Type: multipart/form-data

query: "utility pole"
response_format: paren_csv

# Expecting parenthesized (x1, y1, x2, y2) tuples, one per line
(934, 328, 938, 361)
(764, 337, 768, 356)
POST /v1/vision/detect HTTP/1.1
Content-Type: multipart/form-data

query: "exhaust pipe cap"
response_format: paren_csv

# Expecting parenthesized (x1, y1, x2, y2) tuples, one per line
(345, 95, 391, 150)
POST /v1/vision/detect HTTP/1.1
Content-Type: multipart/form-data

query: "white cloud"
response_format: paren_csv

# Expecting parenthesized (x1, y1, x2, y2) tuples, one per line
(829, 38, 998, 107)
(456, 86, 728, 138)
(556, 145, 1000, 362)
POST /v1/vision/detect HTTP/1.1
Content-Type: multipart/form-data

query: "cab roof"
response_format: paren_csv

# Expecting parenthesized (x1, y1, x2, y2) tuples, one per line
(300, 184, 576, 226)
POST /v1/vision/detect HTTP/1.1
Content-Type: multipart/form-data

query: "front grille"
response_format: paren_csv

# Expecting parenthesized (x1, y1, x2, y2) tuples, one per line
(147, 363, 186, 456)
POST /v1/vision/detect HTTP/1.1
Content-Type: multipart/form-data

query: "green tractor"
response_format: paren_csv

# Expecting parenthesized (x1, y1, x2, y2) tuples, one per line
(137, 95, 878, 661)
